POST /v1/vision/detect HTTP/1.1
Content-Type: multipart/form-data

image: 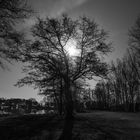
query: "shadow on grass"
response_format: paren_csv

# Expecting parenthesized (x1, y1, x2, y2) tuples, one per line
(1, 112, 140, 140)
(58, 118, 74, 140)
(0, 114, 59, 140)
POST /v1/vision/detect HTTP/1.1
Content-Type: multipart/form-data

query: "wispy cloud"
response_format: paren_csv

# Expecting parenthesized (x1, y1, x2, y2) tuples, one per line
(50, 0, 88, 17)
(71, 0, 87, 6)
(23, 0, 88, 29)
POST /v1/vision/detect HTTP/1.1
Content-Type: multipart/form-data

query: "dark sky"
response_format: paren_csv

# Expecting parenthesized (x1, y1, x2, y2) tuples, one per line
(0, 0, 140, 101)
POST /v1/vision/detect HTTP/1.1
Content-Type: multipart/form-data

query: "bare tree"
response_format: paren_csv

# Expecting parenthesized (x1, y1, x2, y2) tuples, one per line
(129, 15, 140, 53)
(16, 15, 111, 119)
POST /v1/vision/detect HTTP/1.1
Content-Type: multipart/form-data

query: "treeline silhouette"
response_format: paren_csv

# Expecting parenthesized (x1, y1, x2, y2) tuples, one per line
(0, 98, 45, 115)
(92, 54, 140, 112)
(84, 15, 140, 113)
(94, 16, 140, 112)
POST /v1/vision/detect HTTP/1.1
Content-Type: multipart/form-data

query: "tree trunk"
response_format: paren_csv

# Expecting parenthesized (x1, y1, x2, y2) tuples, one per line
(59, 78, 63, 116)
(59, 89, 63, 116)
(64, 79, 74, 119)
(58, 118, 74, 140)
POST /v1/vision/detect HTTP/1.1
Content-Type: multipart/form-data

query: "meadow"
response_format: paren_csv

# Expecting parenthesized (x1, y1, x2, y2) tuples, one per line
(0, 111, 140, 140)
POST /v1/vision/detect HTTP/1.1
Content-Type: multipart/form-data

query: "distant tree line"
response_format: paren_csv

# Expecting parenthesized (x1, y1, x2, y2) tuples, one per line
(0, 98, 44, 114)
(86, 16, 140, 112)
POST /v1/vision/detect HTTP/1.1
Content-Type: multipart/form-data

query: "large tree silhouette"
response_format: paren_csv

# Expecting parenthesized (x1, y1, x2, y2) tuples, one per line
(16, 15, 111, 119)
(0, 0, 32, 68)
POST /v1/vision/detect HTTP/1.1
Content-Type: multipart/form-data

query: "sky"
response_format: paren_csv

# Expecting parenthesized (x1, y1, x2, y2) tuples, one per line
(0, 0, 140, 102)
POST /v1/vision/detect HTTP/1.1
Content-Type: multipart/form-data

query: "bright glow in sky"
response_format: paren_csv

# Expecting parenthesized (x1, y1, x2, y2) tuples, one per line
(65, 39, 80, 56)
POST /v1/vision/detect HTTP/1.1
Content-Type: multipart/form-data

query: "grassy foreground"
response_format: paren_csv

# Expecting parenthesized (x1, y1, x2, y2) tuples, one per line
(0, 111, 140, 140)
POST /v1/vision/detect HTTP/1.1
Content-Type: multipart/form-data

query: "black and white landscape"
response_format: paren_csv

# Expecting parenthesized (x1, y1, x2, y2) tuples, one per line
(0, 0, 140, 140)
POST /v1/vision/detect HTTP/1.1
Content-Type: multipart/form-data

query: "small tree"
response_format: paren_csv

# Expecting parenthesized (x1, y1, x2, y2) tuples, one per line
(129, 15, 140, 80)
(0, 0, 32, 68)
(129, 15, 140, 53)
(16, 15, 111, 119)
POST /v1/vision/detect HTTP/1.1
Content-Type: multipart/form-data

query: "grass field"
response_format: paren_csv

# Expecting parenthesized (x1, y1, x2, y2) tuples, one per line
(0, 111, 140, 140)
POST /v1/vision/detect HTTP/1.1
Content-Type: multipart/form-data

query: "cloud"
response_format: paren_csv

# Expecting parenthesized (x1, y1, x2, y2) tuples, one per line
(71, 0, 87, 6)
(50, 0, 88, 17)
(19, 0, 88, 30)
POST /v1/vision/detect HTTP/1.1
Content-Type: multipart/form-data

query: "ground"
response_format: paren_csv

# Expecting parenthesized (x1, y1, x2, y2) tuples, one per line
(74, 111, 140, 140)
(0, 111, 140, 140)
